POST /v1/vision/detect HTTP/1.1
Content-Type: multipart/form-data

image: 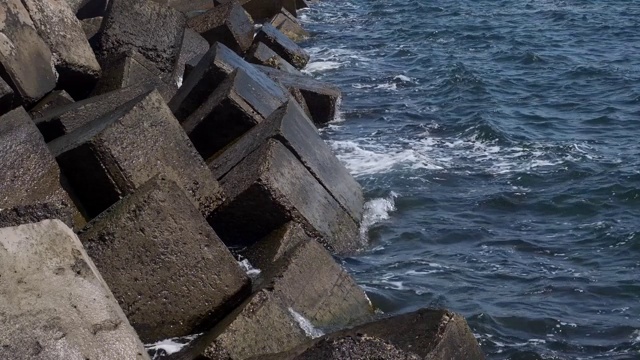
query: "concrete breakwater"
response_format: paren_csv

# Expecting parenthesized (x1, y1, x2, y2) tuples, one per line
(0, 0, 484, 359)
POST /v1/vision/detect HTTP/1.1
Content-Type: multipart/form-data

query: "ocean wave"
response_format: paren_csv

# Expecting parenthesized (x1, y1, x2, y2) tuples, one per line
(360, 192, 399, 242)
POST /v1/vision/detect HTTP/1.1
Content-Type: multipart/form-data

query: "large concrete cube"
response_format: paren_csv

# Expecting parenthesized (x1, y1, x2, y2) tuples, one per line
(174, 28, 210, 84)
(169, 42, 288, 121)
(187, 0, 254, 54)
(246, 42, 300, 74)
(183, 68, 288, 159)
(0, 220, 149, 360)
(218, 0, 283, 22)
(22, 0, 102, 99)
(48, 89, 224, 219)
(254, 23, 309, 69)
(210, 138, 361, 255)
(80, 176, 250, 342)
(94, 0, 186, 76)
(209, 100, 363, 222)
(29, 90, 75, 119)
(270, 11, 309, 42)
(0, 108, 81, 229)
(0, 0, 57, 106)
(257, 65, 342, 125)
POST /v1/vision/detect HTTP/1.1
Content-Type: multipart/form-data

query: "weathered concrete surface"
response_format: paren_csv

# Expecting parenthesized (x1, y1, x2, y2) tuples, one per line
(33, 83, 168, 142)
(80, 176, 250, 343)
(200, 290, 309, 359)
(257, 65, 342, 125)
(0, 107, 81, 229)
(210, 138, 361, 255)
(169, 42, 288, 121)
(219, 0, 283, 22)
(167, 0, 215, 15)
(49, 89, 224, 219)
(254, 23, 309, 69)
(0, 77, 15, 115)
(81, 16, 103, 40)
(0, 220, 149, 360)
(0, 0, 57, 106)
(22, 0, 102, 99)
(243, 221, 306, 266)
(92, 50, 177, 97)
(94, 0, 186, 76)
(270, 12, 309, 42)
(246, 42, 300, 74)
(29, 90, 75, 119)
(187, 1, 254, 54)
(183, 68, 288, 159)
(174, 28, 210, 84)
(248, 227, 373, 328)
(255, 309, 485, 360)
(64, 0, 89, 12)
(208, 100, 364, 223)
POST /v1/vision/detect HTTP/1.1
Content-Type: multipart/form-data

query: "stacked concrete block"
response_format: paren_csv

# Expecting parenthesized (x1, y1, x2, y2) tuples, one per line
(93, 0, 186, 76)
(209, 100, 364, 223)
(187, 0, 254, 54)
(270, 10, 309, 42)
(174, 28, 210, 84)
(80, 176, 250, 342)
(218, 0, 284, 22)
(0, 78, 15, 115)
(209, 138, 361, 255)
(29, 90, 75, 119)
(246, 42, 301, 74)
(254, 23, 310, 69)
(0, 108, 81, 229)
(183, 68, 289, 159)
(166, 0, 215, 16)
(0, 0, 57, 106)
(49, 89, 224, 219)
(0, 220, 150, 360)
(257, 65, 342, 125)
(22, 0, 102, 99)
(81, 16, 103, 40)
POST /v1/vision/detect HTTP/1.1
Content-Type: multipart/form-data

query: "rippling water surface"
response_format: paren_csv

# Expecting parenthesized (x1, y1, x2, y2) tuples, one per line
(299, 1, 640, 358)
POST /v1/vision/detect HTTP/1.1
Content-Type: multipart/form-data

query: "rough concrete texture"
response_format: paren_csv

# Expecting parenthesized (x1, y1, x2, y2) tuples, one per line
(34, 83, 170, 142)
(200, 290, 309, 359)
(249, 231, 374, 328)
(95, 0, 186, 76)
(0, 107, 81, 229)
(80, 176, 250, 342)
(257, 65, 342, 125)
(243, 221, 307, 267)
(210, 138, 361, 255)
(169, 42, 288, 122)
(0, 0, 57, 106)
(270, 12, 309, 42)
(254, 23, 309, 69)
(187, 1, 254, 54)
(0, 220, 149, 360)
(174, 28, 210, 84)
(92, 50, 177, 97)
(219, 0, 284, 22)
(183, 67, 288, 159)
(81, 16, 103, 41)
(29, 90, 75, 119)
(0, 76, 15, 115)
(246, 42, 300, 74)
(208, 100, 364, 223)
(22, 0, 102, 99)
(255, 309, 485, 360)
(64, 0, 89, 12)
(167, 0, 215, 15)
(48, 89, 224, 219)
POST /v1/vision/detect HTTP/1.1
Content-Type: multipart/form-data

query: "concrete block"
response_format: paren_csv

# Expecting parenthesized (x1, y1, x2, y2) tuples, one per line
(94, 0, 186, 76)
(187, 1, 254, 54)
(167, 0, 214, 15)
(169, 42, 288, 122)
(22, 0, 102, 99)
(183, 68, 288, 159)
(257, 65, 342, 125)
(80, 176, 250, 342)
(33, 83, 170, 142)
(48, 89, 224, 219)
(0, 220, 149, 360)
(81, 16, 103, 41)
(270, 12, 309, 42)
(0, 77, 15, 115)
(174, 28, 210, 84)
(0, 0, 57, 106)
(246, 42, 300, 74)
(219, 0, 283, 22)
(254, 23, 309, 69)
(0, 108, 81, 229)
(210, 138, 361, 255)
(209, 100, 363, 222)
(248, 226, 373, 328)
(29, 90, 75, 119)
(92, 50, 177, 97)
(64, 0, 89, 12)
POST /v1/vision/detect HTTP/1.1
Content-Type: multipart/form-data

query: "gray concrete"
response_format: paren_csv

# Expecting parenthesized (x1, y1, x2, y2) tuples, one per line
(29, 90, 75, 119)
(0, 220, 149, 360)
(49, 89, 224, 219)
(270, 12, 309, 42)
(174, 28, 210, 84)
(254, 23, 309, 69)
(81, 16, 102, 40)
(0, 77, 15, 115)
(217, 0, 284, 22)
(246, 42, 300, 74)
(187, 1, 254, 54)
(80, 176, 250, 342)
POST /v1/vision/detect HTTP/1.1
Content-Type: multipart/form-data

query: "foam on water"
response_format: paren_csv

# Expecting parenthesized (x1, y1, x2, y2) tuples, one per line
(360, 192, 399, 241)
(145, 333, 200, 359)
(237, 258, 261, 278)
(288, 308, 324, 339)
(303, 61, 342, 74)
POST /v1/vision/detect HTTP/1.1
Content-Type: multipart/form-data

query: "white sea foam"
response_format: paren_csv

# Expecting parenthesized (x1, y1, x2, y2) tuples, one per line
(394, 74, 412, 82)
(303, 61, 341, 74)
(360, 192, 399, 241)
(145, 333, 200, 359)
(632, 329, 640, 343)
(237, 258, 261, 277)
(176, 75, 183, 88)
(288, 308, 324, 338)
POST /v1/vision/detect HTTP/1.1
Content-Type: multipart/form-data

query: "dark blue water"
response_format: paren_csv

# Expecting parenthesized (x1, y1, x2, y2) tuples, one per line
(298, 1, 640, 359)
